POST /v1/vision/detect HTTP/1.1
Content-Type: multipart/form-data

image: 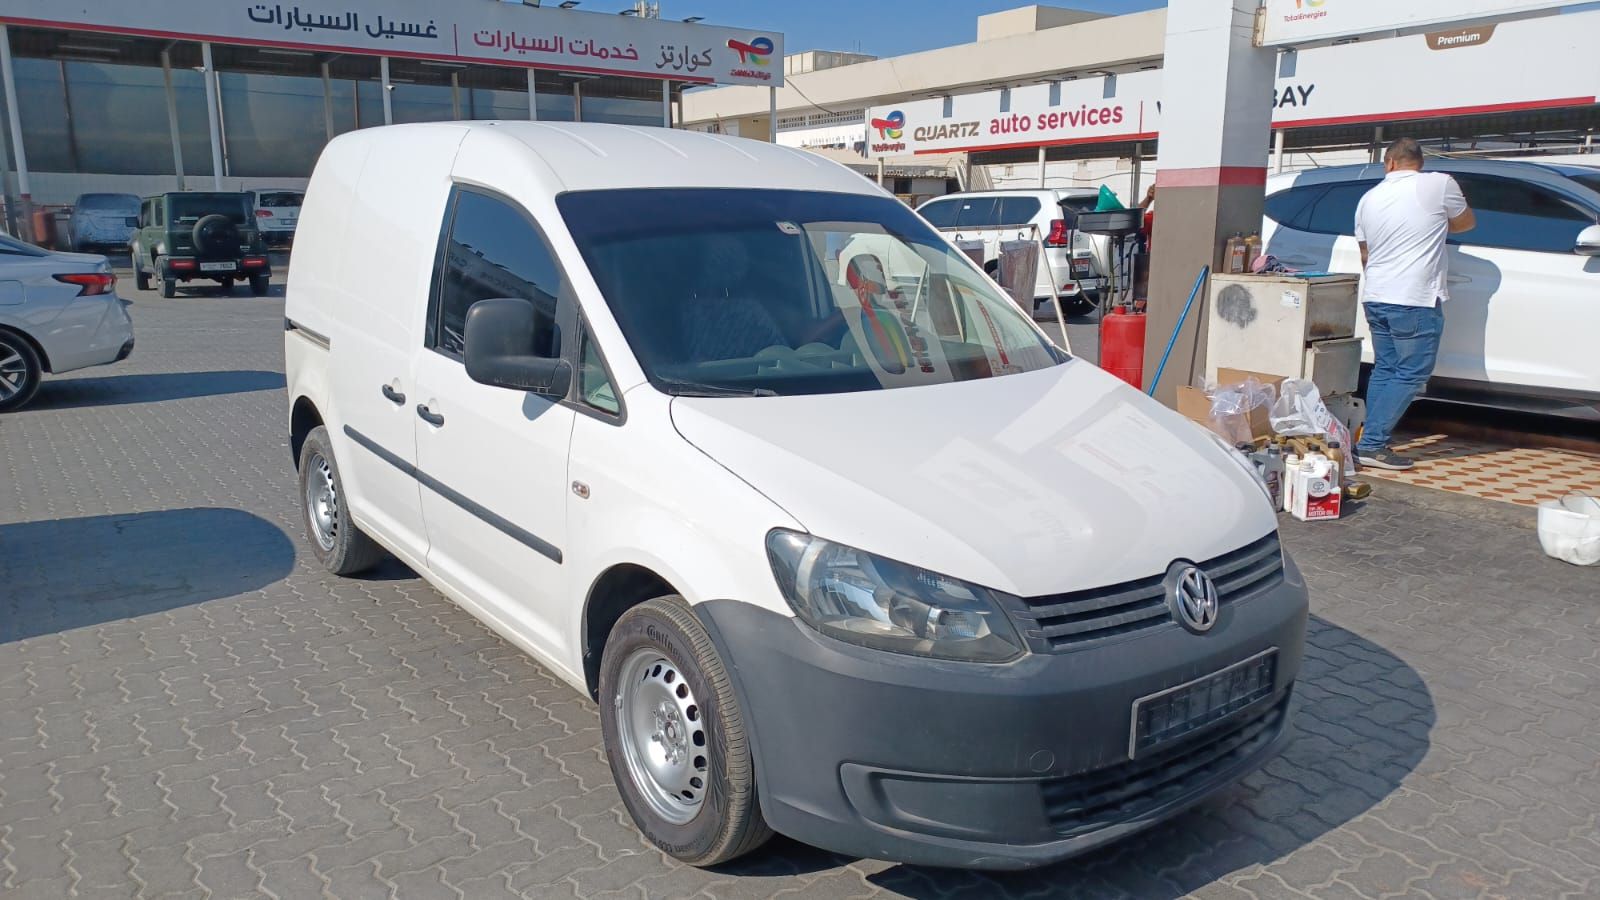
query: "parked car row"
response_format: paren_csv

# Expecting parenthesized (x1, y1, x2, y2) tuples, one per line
(62, 188, 302, 255)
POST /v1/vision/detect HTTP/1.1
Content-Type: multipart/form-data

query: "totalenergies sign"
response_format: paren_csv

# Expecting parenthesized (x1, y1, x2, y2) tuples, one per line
(869, 111, 907, 153)
(1258, 0, 1567, 46)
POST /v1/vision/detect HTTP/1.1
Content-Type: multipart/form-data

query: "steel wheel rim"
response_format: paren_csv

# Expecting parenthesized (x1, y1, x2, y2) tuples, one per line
(0, 344, 25, 401)
(614, 648, 709, 825)
(305, 451, 338, 551)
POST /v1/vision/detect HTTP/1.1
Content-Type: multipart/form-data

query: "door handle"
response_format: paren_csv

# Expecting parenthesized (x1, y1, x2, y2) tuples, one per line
(1448, 275, 1472, 284)
(416, 404, 445, 427)
(381, 384, 406, 405)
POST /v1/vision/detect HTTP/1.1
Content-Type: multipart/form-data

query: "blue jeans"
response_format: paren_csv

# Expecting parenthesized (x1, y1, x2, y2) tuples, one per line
(1358, 302, 1444, 455)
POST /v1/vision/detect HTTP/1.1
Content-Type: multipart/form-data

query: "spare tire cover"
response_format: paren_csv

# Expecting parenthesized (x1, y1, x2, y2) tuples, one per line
(193, 214, 240, 255)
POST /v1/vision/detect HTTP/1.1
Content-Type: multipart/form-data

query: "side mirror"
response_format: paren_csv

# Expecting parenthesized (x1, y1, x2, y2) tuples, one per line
(1576, 224, 1600, 257)
(463, 298, 572, 397)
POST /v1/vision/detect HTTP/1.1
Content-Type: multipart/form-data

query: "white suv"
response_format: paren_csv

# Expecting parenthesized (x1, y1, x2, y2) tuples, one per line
(284, 122, 1307, 871)
(916, 189, 1108, 315)
(1263, 158, 1600, 418)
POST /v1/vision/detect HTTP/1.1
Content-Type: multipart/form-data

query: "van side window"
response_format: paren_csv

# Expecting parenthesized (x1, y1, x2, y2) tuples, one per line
(1450, 174, 1595, 254)
(428, 189, 562, 359)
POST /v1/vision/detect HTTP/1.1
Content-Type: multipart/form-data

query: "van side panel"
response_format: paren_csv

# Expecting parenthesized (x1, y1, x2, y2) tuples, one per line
(332, 126, 469, 559)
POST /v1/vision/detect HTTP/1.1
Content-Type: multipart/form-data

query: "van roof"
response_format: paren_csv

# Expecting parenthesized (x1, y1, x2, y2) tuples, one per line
(342, 122, 881, 196)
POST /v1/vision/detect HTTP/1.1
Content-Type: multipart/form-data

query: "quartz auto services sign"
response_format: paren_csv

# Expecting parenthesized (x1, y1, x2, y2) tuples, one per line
(0, 0, 784, 86)
(866, 70, 1163, 158)
(1257, 0, 1571, 47)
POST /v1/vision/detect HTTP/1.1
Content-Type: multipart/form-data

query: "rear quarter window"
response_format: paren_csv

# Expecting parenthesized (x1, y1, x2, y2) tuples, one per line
(258, 192, 304, 207)
(1267, 181, 1376, 236)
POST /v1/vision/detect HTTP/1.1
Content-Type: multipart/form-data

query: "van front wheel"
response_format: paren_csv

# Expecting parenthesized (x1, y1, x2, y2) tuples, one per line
(599, 597, 772, 867)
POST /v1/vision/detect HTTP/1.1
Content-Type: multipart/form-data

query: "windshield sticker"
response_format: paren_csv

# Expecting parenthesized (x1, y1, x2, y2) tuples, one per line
(775, 221, 802, 236)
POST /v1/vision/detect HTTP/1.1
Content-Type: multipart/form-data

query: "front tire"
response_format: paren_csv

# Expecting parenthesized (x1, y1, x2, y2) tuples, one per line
(297, 425, 387, 575)
(600, 597, 771, 867)
(0, 330, 43, 413)
(135, 265, 151, 292)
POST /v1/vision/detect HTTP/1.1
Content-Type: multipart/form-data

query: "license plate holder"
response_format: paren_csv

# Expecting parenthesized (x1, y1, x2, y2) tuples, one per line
(1130, 648, 1277, 758)
(199, 261, 237, 272)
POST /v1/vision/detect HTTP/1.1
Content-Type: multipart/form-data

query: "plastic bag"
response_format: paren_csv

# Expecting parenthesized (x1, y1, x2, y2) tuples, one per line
(1205, 377, 1277, 446)
(1271, 378, 1357, 477)
(1538, 494, 1600, 566)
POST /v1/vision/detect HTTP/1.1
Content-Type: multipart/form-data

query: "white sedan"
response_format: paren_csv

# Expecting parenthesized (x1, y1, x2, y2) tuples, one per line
(0, 233, 134, 411)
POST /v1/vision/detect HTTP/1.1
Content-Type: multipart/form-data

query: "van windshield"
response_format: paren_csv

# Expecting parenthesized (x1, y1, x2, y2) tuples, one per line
(557, 188, 1065, 398)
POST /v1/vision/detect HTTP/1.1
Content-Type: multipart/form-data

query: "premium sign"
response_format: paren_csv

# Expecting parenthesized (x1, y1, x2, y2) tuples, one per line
(0, 0, 784, 86)
(1270, 12, 1598, 127)
(1257, 0, 1568, 48)
(866, 11, 1599, 157)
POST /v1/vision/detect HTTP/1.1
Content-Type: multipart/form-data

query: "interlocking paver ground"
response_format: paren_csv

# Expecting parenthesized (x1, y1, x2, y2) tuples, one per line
(2, 265, 1598, 898)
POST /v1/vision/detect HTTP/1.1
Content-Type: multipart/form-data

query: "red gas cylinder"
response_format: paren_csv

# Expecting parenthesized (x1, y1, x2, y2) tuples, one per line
(1099, 307, 1147, 389)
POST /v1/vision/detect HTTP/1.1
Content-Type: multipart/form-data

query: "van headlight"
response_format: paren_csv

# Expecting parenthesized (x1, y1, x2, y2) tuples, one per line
(765, 530, 1024, 663)
(1206, 432, 1273, 505)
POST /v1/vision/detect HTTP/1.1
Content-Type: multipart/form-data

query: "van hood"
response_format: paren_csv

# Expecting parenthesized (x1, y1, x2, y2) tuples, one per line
(670, 361, 1277, 599)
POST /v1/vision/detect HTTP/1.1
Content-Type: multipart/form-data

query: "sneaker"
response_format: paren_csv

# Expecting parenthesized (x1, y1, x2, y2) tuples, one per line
(1358, 449, 1415, 471)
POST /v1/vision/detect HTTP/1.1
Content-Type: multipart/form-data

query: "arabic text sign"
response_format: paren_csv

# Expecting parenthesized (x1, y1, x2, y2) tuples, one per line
(0, 0, 784, 86)
(1257, 0, 1569, 47)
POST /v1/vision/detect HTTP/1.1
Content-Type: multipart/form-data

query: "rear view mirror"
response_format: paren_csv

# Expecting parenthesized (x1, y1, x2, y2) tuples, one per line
(1576, 224, 1600, 257)
(463, 298, 572, 397)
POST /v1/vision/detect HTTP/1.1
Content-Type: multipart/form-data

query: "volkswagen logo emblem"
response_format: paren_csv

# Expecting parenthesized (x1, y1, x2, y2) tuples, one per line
(1168, 565, 1220, 634)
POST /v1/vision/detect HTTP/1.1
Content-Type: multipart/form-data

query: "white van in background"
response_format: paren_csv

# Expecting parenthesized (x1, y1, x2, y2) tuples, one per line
(284, 122, 1307, 871)
(916, 189, 1108, 315)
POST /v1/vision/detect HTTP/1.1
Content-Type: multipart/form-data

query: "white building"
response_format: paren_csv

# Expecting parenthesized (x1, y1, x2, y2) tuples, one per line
(682, 4, 1600, 206)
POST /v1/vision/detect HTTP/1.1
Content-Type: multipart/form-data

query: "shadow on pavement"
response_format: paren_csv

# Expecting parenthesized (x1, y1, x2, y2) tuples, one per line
(723, 614, 1435, 896)
(28, 370, 285, 410)
(0, 508, 295, 644)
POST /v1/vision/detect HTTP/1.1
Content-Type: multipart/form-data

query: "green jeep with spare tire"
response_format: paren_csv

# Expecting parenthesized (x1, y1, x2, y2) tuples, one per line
(129, 192, 272, 298)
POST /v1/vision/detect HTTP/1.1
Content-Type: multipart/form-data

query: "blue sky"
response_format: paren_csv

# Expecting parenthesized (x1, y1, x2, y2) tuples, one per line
(665, 1, 1166, 58)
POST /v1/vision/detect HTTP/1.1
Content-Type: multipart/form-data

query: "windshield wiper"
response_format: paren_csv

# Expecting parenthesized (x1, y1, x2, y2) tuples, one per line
(658, 379, 778, 398)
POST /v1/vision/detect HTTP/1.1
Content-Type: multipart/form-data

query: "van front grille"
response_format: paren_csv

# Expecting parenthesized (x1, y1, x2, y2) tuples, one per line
(1041, 694, 1289, 838)
(1010, 533, 1283, 652)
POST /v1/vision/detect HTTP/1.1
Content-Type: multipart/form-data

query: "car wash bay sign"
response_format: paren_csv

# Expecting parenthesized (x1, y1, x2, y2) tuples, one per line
(0, 0, 783, 86)
(867, 11, 1600, 157)
(1257, 0, 1571, 47)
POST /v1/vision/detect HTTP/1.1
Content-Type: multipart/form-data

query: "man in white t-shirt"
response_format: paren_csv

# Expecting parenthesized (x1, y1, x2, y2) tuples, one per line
(1352, 138, 1476, 470)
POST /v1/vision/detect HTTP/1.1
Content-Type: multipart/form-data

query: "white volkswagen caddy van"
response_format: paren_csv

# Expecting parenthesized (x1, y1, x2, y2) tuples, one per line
(284, 122, 1308, 870)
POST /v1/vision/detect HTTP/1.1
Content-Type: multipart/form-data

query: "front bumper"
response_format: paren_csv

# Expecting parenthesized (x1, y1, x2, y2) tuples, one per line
(694, 558, 1308, 870)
